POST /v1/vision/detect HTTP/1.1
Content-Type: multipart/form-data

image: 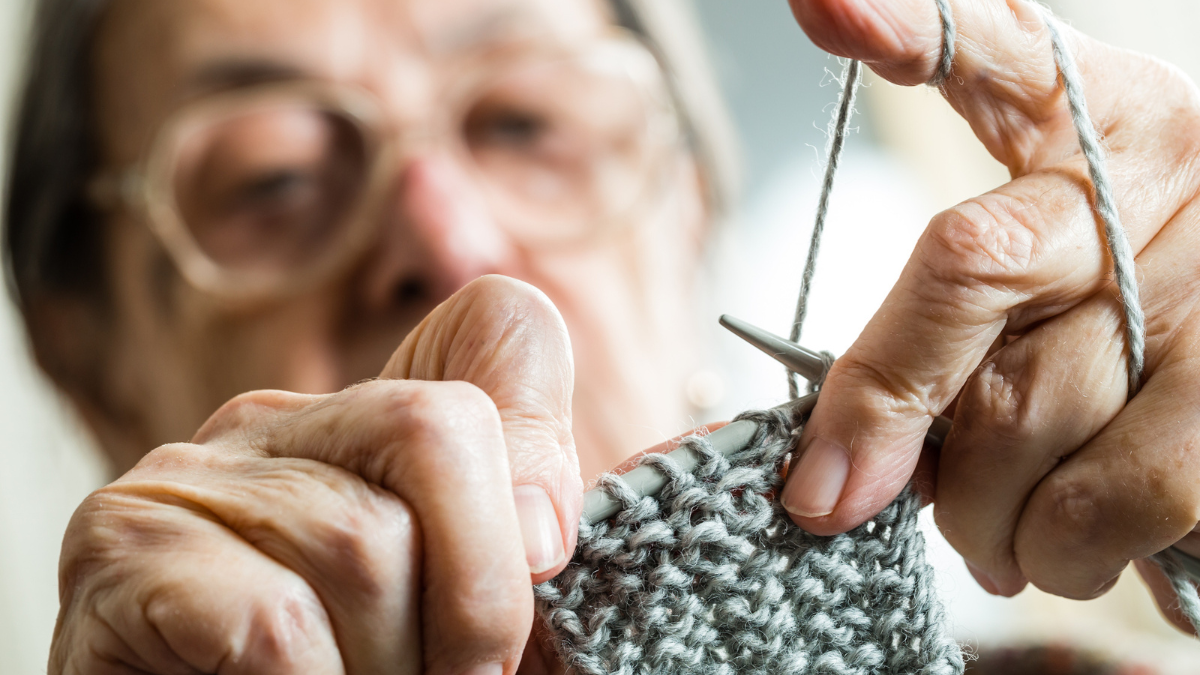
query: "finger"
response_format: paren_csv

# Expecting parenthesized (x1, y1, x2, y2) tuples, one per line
(129, 441, 422, 675)
(1013, 358, 1200, 599)
(931, 292, 1127, 595)
(385, 274, 582, 581)
(53, 476, 345, 675)
(781, 168, 1134, 535)
(996, 203, 1200, 598)
(195, 276, 579, 674)
(786, 0, 1194, 175)
(242, 380, 532, 675)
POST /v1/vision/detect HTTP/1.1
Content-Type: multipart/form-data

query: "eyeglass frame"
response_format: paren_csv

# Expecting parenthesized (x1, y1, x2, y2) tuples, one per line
(86, 30, 685, 305)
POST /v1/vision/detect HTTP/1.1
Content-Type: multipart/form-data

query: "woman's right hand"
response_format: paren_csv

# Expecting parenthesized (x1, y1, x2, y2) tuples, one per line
(48, 275, 582, 675)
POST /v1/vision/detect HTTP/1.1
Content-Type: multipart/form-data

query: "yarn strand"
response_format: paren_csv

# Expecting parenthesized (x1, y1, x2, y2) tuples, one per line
(788, 58, 861, 399)
(1151, 549, 1200, 633)
(788, 2, 955, 397)
(1036, 7, 1200, 632)
(1040, 9, 1146, 396)
(930, 0, 957, 87)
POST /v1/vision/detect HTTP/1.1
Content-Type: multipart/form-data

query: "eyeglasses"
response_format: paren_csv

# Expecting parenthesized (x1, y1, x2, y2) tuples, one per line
(89, 33, 681, 301)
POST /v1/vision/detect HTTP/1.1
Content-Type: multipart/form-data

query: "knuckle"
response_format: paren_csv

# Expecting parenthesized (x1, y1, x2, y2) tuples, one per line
(136, 441, 212, 473)
(956, 359, 1035, 444)
(1134, 435, 1200, 530)
(1031, 473, 1107, 557)
(334, 379, 503, 486)
(59, 491, 124, 584)
(381, 379, 500, 443)
(833, 354, 932, 417)
(63, 477, 165, 558)
(1016, 474, 1114, 599)
(196, 389, 300, 444)
(60, 443, 225, 586)
(310, 483, 419, 598)
(206, 578, 331, 669)
(923, 197, 1041, 289)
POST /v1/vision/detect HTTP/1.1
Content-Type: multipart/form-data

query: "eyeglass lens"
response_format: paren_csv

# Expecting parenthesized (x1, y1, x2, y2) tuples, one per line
(164, 41, 672, 283)
(171, 103, 369, 276)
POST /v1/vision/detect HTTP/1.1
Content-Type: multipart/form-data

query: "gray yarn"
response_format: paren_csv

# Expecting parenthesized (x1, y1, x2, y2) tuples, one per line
(787, 1, 955, 400)
(1039, 8, 1146, 395)
(1038, 7, 1199, 631)
(788, 58, 861, 400)
(929, 0, 956, 87)
(535, 409, 965, 675)
(1150, 549, 1200, 632)
(534, 5, 1197, 674)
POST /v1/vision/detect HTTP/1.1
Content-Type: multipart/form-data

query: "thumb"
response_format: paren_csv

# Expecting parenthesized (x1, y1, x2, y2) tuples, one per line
(383, 274, 581, 581)
(778, 223, 1011, 535)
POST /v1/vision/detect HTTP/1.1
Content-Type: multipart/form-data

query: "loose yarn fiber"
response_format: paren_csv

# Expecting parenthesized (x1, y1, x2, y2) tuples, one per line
(534, 410, 964, 675)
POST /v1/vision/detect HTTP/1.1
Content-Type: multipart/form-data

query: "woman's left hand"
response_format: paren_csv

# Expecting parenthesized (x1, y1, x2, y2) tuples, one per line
(782, 0, 1200, 631)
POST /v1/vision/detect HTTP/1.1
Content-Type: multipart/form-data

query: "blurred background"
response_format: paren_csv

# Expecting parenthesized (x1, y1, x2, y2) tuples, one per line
(3, 0, 1200, 672)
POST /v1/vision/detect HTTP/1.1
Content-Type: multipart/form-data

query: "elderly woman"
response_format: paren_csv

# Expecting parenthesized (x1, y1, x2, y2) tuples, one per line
(6, 0, 1200, 672)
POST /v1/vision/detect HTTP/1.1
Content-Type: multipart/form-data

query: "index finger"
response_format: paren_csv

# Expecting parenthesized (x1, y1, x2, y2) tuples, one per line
(781, 170, 1130, 535)
(787, 0, 1190, 176)
(778, 0, 1200, 535)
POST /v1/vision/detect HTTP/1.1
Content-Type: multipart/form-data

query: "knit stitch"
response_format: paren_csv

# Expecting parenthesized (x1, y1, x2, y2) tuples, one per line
(535, 409, 964, 675)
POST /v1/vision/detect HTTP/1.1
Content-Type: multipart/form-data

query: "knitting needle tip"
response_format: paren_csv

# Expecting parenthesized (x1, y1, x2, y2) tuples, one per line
(719, 314, 827, 383)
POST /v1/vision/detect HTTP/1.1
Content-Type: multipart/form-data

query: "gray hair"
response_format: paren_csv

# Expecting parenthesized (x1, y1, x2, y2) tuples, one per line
(2, 0, 739, 316)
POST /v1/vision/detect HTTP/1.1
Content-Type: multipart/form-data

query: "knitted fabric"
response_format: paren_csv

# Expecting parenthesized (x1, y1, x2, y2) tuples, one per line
(533, 4, 1199, 672)
(534, 409, 964, 675)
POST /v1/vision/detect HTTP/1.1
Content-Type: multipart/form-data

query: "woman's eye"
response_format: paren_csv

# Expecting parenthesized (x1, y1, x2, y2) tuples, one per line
(468, 109, 550, 148)
(233, 169, 315, 208)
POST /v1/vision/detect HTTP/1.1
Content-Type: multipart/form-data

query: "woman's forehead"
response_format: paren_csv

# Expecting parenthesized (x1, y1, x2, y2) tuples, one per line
(93, 0, 612, 160)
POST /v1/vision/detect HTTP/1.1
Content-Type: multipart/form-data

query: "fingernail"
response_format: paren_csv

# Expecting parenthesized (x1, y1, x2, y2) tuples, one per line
(965, 561, 1001, 595)
(513, 485, 564, 574)
(461, 662, 502, 675)
(782, 437, 850, 518)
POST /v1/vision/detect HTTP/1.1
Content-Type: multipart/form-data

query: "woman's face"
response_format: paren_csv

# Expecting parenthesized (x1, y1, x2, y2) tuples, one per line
(85, 0, 708, 477)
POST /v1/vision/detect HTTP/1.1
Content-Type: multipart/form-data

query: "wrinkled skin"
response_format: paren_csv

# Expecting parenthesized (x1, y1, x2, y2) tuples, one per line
(52, 276, 578, 674)
(48, 0, 704, 671)
(781, 0, 1200, 632)
(44, 0, 1200, 672)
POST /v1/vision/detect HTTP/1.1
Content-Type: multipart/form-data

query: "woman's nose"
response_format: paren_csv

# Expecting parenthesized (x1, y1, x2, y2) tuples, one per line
(357, 154, 513, 311)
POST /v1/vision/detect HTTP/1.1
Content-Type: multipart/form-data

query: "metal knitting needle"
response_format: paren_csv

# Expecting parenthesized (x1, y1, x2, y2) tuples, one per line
(580, 317, 947, 523)
(581, 392, 819, 523)
(719, 314, 828, 383)
(720, 315, 953, 442)
(717, 316, 1200, 585)
(581, 315, 1200, 586)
